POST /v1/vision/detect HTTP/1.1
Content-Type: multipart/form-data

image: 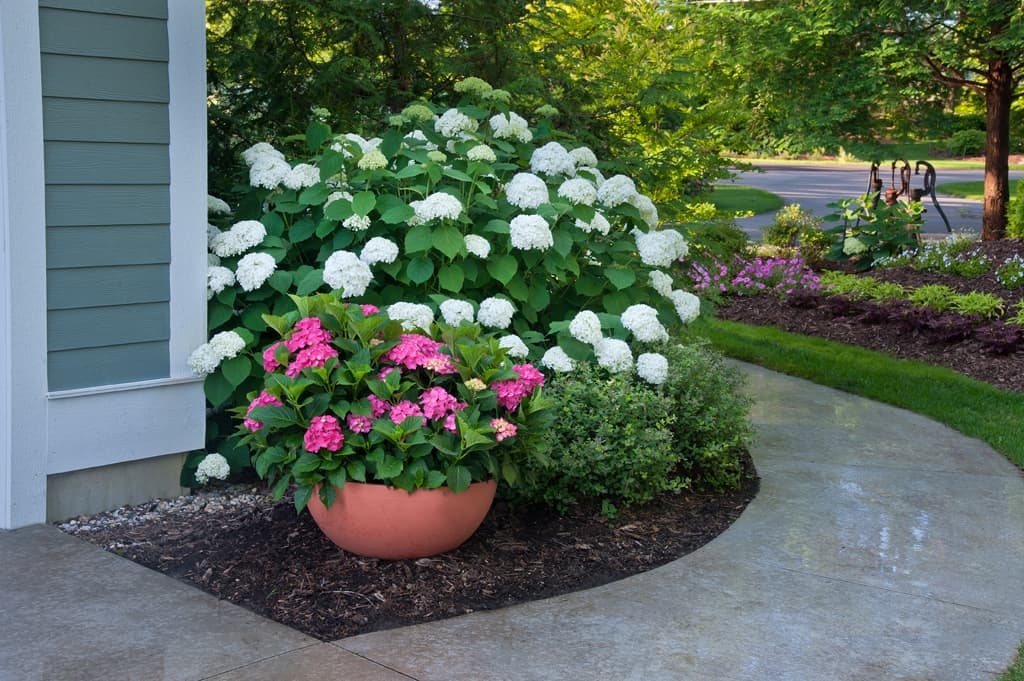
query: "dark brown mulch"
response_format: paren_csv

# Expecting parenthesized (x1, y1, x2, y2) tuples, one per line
(716, 239, 1024, 393)
(66, 456, 758, 642)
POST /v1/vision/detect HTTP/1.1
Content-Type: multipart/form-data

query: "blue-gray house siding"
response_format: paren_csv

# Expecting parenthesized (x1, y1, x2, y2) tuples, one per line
(39, 0, 172, 390)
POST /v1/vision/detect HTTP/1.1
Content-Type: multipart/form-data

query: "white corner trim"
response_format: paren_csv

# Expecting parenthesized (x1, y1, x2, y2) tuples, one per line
(47, 379, 206, 474)
(0, 2, 49, 529)
(166, 0, 208, 375)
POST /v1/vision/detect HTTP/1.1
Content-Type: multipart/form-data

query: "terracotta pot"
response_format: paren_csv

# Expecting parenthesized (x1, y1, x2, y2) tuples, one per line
(306, 480, 497, 560)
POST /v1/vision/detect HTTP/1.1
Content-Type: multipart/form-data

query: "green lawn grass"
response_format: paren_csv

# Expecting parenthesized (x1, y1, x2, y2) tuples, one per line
(710, 185, 784, 216)
(935, 180, 1021, 201)
(696, 317, 1024, 469)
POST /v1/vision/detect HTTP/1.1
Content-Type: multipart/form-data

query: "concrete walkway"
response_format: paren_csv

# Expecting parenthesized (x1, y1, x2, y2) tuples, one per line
(2, 363, 1023, 680)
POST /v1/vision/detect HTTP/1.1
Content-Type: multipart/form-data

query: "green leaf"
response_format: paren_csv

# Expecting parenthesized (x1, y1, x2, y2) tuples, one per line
(220, 355, 252, 388)
(574, 276, 605, 296)
(407, 257, 435, 284)
(501, 461, 519, 486)
(395, 164, 426, 180)
(267, 270, 293, 294)
(375, 454, 404, 480)
(293, 452, 322, 473)
(241, 303, 270, 332)
(506, 275, 529, 301)
(305, 120, 331, 151)
(377, 194, 415, 224)
(297, 269, 324, 295)
(293, 485, 313, 513)
(208, 300, 233, 331)
(442, 167, 474, 182)
(298, 184, 330, 206)
(347, 460, 366, 482)
(434, 224, 465, 258)
(203, 371, 234, 408)
(351, 191, 376, 216)
(446, 465, 472, 493)
(528, 282, 550, 312)
(425, 470, 446, 489)
(315, 219, 338, 238)
(553, 229, 574, 258)
(486, 254, 518, 284)
(438, 264, 465, 292)
(289, 218, 318, 243)
(405, 224, 434, 254)
(604, 267, 637, 291)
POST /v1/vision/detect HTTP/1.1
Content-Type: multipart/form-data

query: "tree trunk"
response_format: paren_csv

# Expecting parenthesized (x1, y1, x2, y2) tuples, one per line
(981, 56, 1012, 240)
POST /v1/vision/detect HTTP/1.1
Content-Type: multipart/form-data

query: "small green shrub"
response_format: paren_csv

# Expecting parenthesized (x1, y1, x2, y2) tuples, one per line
(909, 284, 958, 311)
(680, 218, 752, 266)
(763, 204, 822, 247)
(997, 254, 1024, 289)
(819, 271, 870, 297)
(825, 195, 923, 270)
(951, 292, 1005, 319)
(864, 281, 906, 301)
(1007, 180, 1024, 239)
(945, 129, 986, 157)
(511, 362, 682, 513)
(658, 342, 752, 490)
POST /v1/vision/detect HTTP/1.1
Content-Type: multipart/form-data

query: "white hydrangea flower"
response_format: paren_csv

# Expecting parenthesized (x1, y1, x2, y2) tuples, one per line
(338, 133, 382, 155)
(633, 228, 689, 268)
(208, 330, 246, 360)
(195, 453, 231, 485)
(620, 304, 669, 343)
(575, 212, 611, 236)
(541, 346, 575, 373)
(249, 155, 291, 190)
(670, 290, 701, 324)
(439, 299, 476, 326)
(188, 343, 221, 376)
(569, 146, 599, 167)
(597, 174, 639, 207)
(636, 352, 669, 385)
(530, 141, 576, 177)
(577, 166, 605, 186)
(386, 302, 434, 332)
(283, 163, 321, 190)
(464, 234, 491, 258)
(207, 265, 235, 299)
(207, 224, 221, 249)
(211, 220, 267, 258)
(357, 149, 389, 171)
(466, 144, 497, 163)
(241, 142, 285, 166)
(323, 250, 373, 298)
(509, 214, 553, 251)
(629, 193, 659, 228)
(342, 214, 372, 231)
(499, 334, 529, 358)
(489, 111, 532, 143)
(428, 149, 449, 163)
(569, 310, 603, 345)
(504, 173, 549, 210)
(412, 192, 463, 222)
(594, 337, 634, 373)
(649, 270, 674, 297)
(557, 178, 598, 206)
(207, 194, 232, 215)
(435, 108, 479, 137)
(403, 129, 438, 151)
(360, 237, 399, 265)
(477, 297, 515, 329)
(235, 252, 277, 291)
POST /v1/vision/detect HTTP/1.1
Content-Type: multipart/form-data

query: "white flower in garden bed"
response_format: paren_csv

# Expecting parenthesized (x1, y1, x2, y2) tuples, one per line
(649, 270, 673, 297)
(569, 146, 599, 168)
(359, 237, 400, 265)
(504, 172, 549, 210)
(629, 194, 659, 229)
(235, 253, 277, 291)
(633, 228, 689, 268)
(477, 297, 515, 329)
(464, 234, 491, 258)
(343, 214, 372, 231)
(670, 290, 701, 324)
(207, 194, 232, 216)
(435, 108, 478, 137)
(189, 330, 246, 377)
(636, 352, 669, 385)
(594, 337, 633, 373)
(207, 266, 235, 299)
(489, 112, 532, 143)
(283, 163, 321, 190)
(557, 178, 598, 206)
(323, 250, 373, 298)
(440, 299, 476, 326)
(597, 174, 639, 207)
(575, 212, 611, 236)
(569, 310, 603, 345)
(530, 141, 576, 177)
(357, 149, 389, 171)
(386, 302, 434, 332)
(541, 346, 575, 373)
(620, 304, 669, 343)
(249, 155, 291, 190)
(210, 220, 267, 258)
(410, 192, 463, 223)
(241, 142, 285, 165)
(467, 144, 497, 163)
(509, 214, 553, 251)
(498, 334, 529, 358)
(194, 453, 231, 485)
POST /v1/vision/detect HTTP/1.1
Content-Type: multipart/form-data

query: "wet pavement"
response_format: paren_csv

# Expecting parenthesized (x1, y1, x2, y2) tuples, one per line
(2, 362, 1022, 680)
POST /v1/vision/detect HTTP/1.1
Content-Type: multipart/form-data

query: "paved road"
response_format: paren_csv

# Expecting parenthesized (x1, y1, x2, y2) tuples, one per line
(728, 162, 1024, 240)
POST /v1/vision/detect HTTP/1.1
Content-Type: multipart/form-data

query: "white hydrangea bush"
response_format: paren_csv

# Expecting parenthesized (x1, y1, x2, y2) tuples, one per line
(194, 77, 708, 484)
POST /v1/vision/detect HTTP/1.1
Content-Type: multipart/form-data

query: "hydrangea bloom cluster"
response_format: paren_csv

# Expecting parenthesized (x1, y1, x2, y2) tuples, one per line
(323, 250, 373, 297)
(410, 192, 463, 223)
(477, 297, 515, 329)
(239, 302, 551, 505)
(386, 302, 434, 331)
(620, 304, 670, 343)
(236, 252, 277, 291)
(505, 173, 549, 210)
(509, 214, 553, 251)
(194, 453, 231, 485)
(189, 330, 246, 376)
(210, 220, 266, 258)
(489, 112, 532, 143)
(530, 142, 576, 177)
(440, 299, 475, 326)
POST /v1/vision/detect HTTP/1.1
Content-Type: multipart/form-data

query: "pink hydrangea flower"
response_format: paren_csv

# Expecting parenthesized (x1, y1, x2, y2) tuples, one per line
(285, 317, 333, 352)
(244, 390, 283, 431)
(368, 395, 390, 418)
(389, 400, 424, 425)
(360, 304, 380, 315)
(491, 417, 517, 442)
(303, 414, 344, 452)
(262, 341, 286, 372)
(285, 343, 338, 378)
(346, 413, 373, 434)
(444, 413, 458, 432)
(492, 363, 546, 411)
(419, 386, 465, 421)
(384, 334, 447, 370)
